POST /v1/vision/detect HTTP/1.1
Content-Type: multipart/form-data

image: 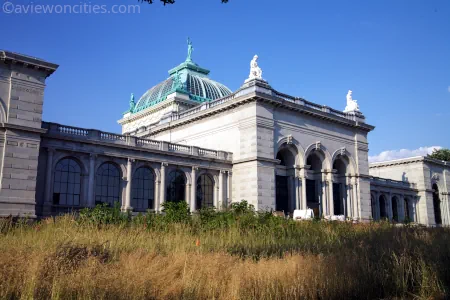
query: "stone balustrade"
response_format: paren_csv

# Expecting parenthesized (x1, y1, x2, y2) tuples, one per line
(42, 122, 233, 161)
(369, 176, 417, 189)
(159, 83, 365, 128)
(272, 90, 364, 122)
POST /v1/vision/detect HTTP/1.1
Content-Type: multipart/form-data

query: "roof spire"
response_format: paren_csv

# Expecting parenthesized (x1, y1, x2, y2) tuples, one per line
(186, 37, 194, 62)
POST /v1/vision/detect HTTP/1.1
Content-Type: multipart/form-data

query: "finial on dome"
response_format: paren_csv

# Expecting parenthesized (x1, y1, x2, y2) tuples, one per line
(186, 37, 194, 62)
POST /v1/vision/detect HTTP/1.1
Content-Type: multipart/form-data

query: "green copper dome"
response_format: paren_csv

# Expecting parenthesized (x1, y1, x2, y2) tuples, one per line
(130, 52, 232, 114)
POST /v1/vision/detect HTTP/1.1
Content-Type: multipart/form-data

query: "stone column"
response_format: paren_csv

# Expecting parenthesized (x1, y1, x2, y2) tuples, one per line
(190, 166, 198, 212)
(186, 182, 191, 208)
(414, 196, 420, 223)
(346, 177, 352, 218)
(329, 179, 334, 215)
(159, 162, 168, 212)
(227, 171, 232, 207)
(352, 178, 359, 219)
(323, 181, 328, 216)
(87, 154, 96, 207)
(123, 158, 134, 211)
(154, 176, 160, 212)
(302, 176, 307, 210)
(294, 176, 301, 210)
(219, 170, 225, 210)
(43, 148, 55, 215)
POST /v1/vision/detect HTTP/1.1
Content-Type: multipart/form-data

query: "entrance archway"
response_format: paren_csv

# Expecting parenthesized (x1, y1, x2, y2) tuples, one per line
(306, 150, 325, 217)
(332, 156, 348, 216)
(275, 146, 297, 214)
(432, 184, 442, 225)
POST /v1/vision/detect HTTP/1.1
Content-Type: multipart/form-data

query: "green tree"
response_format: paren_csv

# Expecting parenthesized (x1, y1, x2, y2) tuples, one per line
(428, 148, 450, 162)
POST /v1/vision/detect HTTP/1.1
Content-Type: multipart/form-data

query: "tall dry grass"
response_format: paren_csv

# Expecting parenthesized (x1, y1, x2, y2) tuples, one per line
(0, 208, 449, 299)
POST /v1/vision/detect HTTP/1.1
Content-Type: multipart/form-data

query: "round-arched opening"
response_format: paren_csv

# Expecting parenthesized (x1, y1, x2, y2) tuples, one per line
(95, 162, 121, 207)
(432, 183, 442, 225)
(392, 196, 399, 222)
(53, 158, 82, 207)
(275, 145, 297, 214)
(197, 174, 214, 210)
(379, 195, 387, 220)
(307, 151, 324, 172)
(276, 147, 296, 167)
(132, 167, 155, 211)
(333, 156, 347, 175)
(167, 170, 186, 203)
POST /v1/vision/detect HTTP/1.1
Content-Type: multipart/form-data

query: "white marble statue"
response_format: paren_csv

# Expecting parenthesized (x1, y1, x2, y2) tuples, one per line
(344, 90, 360, 113)
(248, 55, 263, 80)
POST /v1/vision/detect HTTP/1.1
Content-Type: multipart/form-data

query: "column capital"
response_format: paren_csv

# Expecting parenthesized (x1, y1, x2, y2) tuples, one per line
(127, 158, 135, 164)
(227, 170, 233, 176)
(89, 153, 97, 160)
(47, 147, 56, 153)
(192, 166, 199, 171)
(220, 170, 227, 174)
(161, 162, 168, 167)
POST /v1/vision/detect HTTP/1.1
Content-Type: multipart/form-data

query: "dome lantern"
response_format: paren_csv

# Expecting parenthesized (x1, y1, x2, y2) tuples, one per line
(128, 40, 232, 115)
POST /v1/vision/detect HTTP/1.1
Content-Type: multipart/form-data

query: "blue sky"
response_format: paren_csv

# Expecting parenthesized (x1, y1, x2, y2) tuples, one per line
(1, 0, 449, 159)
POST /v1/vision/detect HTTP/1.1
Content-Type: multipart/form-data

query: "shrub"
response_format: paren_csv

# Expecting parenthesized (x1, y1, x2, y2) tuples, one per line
(161, 201, 190, 223)
(79, 202, 130, 226)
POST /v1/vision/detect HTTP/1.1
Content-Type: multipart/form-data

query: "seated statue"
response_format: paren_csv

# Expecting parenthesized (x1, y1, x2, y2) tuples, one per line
(248, 55, 263, 80)
(344, 90, 360, 112)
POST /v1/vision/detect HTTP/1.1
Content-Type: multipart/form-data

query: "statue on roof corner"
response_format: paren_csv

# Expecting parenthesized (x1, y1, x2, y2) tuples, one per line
(248, 55, 263, 80)
(187, 37, 194, 62)
(344, 90, 360, 113)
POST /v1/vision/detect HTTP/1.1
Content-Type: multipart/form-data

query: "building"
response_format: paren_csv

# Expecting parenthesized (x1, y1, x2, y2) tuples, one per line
(0, 47, 449, 226)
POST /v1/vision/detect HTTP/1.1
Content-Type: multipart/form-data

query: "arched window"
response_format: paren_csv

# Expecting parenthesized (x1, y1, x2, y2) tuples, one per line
(53, 158, 81, 206)
(167, 170, 186, 203)
(333, 157, 347, 175)
(379, 195, 387, 219)
(95, 163, 121, 207)
(132, 167, 155, 211)
(306, 151, 323, 172)
(392, 196, 399, 222)
(433, 184, 442, 225)
(197, 174, 214, 209)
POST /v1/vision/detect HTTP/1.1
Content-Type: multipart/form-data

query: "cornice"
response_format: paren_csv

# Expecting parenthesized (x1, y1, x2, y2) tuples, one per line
(370, 156, 450, 169)
(233, 156, 280, 165)
(0, 50, 58, 77)
(2, 122, 47, 134)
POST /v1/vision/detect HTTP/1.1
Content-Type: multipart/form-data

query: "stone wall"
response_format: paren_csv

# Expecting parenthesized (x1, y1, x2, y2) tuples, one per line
(0, 51, 57, 217)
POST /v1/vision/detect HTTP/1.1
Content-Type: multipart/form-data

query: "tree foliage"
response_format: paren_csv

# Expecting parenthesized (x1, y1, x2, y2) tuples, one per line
(428, 148, 450, 162)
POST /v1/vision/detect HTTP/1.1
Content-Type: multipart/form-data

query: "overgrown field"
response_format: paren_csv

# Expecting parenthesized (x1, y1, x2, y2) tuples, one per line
(0, 202, 449, 300)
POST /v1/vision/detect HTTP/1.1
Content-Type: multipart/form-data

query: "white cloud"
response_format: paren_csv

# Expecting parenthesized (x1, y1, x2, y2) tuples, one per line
(369, 146, 442, 163)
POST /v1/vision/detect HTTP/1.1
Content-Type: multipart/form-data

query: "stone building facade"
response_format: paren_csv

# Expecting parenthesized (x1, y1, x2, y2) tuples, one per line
(0, 49, 449, 226)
